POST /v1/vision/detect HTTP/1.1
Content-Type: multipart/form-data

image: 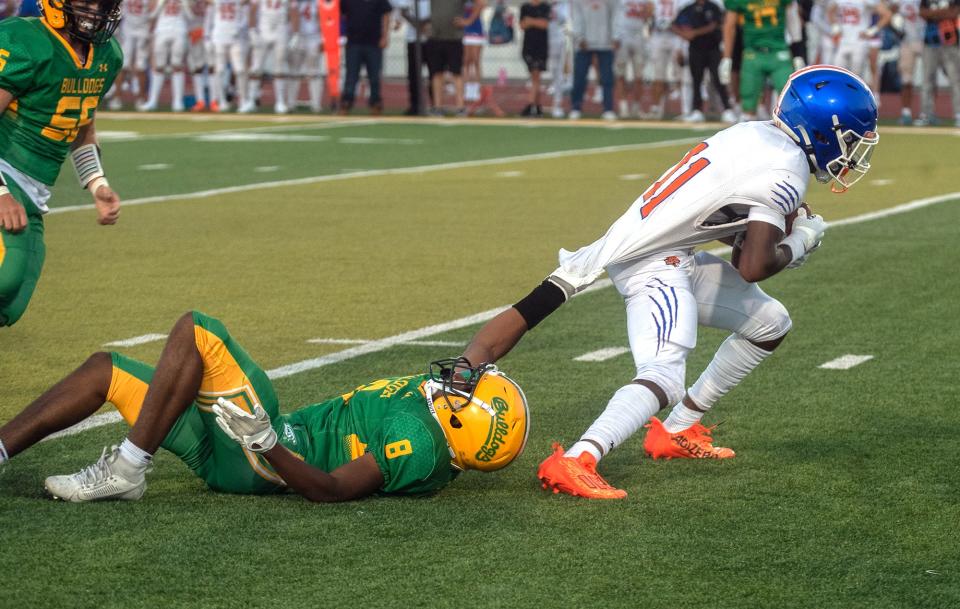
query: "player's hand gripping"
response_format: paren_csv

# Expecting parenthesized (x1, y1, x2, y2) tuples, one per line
(93, 182, 121, 225)
(213, 397, 278, 452)
(784, 207, 826, 268)
(0, 192, 26, 233)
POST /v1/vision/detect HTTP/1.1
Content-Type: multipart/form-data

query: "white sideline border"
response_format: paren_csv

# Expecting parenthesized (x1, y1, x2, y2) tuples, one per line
(39, 192, 960, 440)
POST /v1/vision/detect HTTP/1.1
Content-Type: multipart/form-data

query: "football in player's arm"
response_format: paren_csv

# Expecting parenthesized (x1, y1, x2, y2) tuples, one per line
(0, 0, 124, 326)
(462, 66, 878, 500)
(0, 311, 530, 503)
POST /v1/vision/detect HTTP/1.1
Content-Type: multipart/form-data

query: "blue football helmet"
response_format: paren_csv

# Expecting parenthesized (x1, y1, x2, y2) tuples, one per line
(774, 65, 879, 192)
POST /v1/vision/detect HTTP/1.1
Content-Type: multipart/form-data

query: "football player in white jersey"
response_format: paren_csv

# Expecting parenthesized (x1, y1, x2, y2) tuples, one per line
(646, 0, 683, 118)
(121, 0, 153, 108)
(248, 0, 298, 113)
(209, 0, 252, 112)
(186, 0, 212, 110)
(460, 66, 879, 499)
(614, 0, 654, 118)
(890, 0, 925, 123)
(547, 0, 570, 118)
(828, 0, 891, 92)
(287, 0, 324, 112)
(142, 0, 192, 111)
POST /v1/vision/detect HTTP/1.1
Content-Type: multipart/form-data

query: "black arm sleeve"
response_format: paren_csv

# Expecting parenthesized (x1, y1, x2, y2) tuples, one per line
(512, 280, 567, 329)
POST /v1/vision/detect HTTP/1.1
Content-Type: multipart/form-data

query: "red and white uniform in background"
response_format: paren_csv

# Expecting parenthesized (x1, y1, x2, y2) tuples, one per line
(249, 0, 294, 112)
(153, 0, 190, 70)
(830, 0, 876, 79)
(614, 1, 653, 83)
(287, 0, 323, 112)
(895, 0, 925, 86)
(210, 0, 251, 110)
(121, 0, 153, 72)
(250, 0, 291, 74)
(809, 0, 834, 64)
(143, 0, 191, 110)
(193, 0, 213, 74)
(647, 0, 682, 84)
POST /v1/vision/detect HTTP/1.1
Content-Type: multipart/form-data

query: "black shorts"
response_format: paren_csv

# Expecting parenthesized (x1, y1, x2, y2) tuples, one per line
(426, 39, 464, 76)
(523, 51, 547, 73)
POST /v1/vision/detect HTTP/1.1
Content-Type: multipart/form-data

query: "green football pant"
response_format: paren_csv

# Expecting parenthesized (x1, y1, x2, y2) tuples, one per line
(739, 48, 793, 113)
(106, 311, 296, 494)
(0, 174, 45, 327)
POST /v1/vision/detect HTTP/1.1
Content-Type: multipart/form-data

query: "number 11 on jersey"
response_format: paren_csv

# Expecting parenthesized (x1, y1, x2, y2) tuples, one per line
(640, 142, 711, 218)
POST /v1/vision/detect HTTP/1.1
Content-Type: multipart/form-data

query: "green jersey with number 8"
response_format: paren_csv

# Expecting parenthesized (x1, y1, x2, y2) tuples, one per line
(0, 17, 122, 186)
(282, 373, 459, 495)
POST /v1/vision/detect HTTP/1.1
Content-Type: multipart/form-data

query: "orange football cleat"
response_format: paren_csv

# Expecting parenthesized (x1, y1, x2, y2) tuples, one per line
(191, 100, 207, 112)
(643, 417, 735, 460)
(537, 443, 627, 500)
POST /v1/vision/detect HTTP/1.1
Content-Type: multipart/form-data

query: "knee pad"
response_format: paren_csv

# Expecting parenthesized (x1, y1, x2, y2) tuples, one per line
(633, 360, 686, 406)
(740, 298, 792, 343)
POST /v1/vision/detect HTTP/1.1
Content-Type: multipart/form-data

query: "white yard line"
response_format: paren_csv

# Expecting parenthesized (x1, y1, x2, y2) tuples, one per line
(307, 338, 463, 347)
(37, 187, 960, 440)
(574, 347, 631, 362)
(46, 136, 703, 216)
(102, 333, 168, 347)
(819, 355, 874, 370)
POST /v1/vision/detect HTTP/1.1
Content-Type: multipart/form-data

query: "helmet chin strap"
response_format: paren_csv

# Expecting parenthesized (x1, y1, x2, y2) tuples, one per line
(775, 117, 821, 178)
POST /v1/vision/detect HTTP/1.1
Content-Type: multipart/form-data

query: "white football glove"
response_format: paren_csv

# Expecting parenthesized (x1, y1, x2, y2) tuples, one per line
(781, 207, 826, 268)
(718, 57, 732, 86)
(546, 265, 603, 300)
(213, 397, 277, 453)
(287, 33, 302, 52)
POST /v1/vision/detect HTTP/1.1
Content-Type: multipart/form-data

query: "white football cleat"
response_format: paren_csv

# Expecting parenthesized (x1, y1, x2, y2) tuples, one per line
(44, 446, 147, 503)
(274, 101, 289, 114)
(237, 100, 257, 114)
(568, 110, 582, 120)
(721, 108, 739, 124)
(551, 106, 565, 119)
(601, 110, 617, 121)
(682, 109, 705, 123)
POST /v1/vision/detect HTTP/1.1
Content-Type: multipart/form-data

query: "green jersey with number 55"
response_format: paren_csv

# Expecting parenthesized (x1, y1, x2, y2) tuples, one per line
(727, 0, 792, 52)
(282, 374, 459, 495)
(0, 17, 122, 186)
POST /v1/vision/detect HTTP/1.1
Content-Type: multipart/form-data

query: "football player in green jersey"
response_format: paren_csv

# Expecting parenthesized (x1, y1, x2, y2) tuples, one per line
(0, 311, 530, 502)
(718, 0, 804, 119)
(0, 0, 124, 326)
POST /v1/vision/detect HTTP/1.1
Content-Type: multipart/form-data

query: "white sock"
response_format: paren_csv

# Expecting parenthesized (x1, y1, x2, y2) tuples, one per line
(273, 77, 286, 106)
(147, 70, 165, 106)
(664, 334, 774, 432)
(308, 77, 322, 110)
(572, 383, 662, 462)
(118, 438, 152, 470)
(565, 440, 602, 462)
(236, 72, 249, 106)
(662, 402, 704, 433)
(171, 71, 185, 108)
(0, 438, 8, 464)
(191, 72, 205, 102)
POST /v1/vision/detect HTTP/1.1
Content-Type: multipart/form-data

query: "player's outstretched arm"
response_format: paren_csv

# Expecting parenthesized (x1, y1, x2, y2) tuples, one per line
(462, 307, 529, 366)
(0, 88, 26, 233)
(72, 121, 121, 226)
(461, 274, 572, 365)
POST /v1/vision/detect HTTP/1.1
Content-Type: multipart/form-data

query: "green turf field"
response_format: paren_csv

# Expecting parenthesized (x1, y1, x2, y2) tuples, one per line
(1, 117, 958, 609)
